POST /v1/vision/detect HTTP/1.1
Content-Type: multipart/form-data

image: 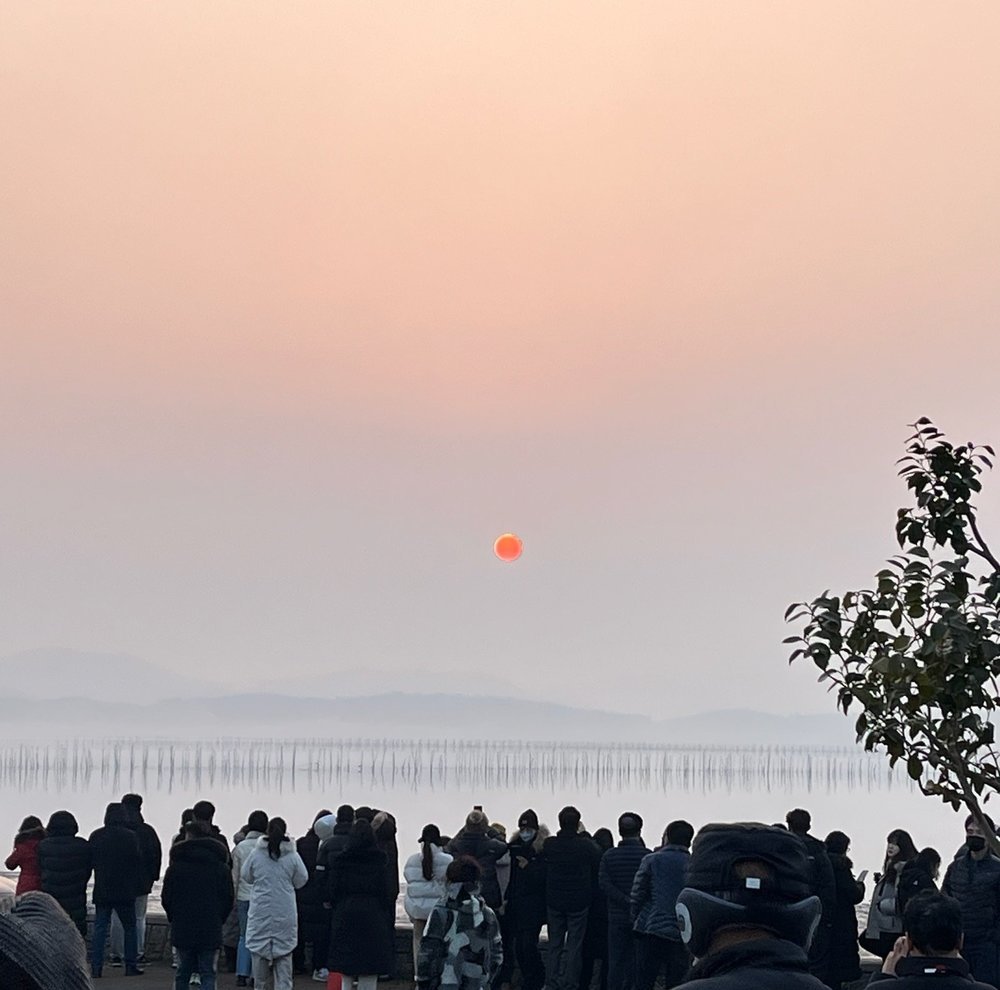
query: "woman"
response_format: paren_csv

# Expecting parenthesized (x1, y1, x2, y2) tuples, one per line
(294, 809, 333, 981)
(579, 828, 613, 990)
(37, 810, 92, 938)
(824, 830, 865, 989)
(417, 856, 503, 990)
(327, 820, 395, 990)
(5, 816, 46, 895)
(861, 828, 918, 960)
(898, 846, 940, 912)
(242, 817, 308, 990)
(404, 825, 453, 969)
(232, 810, 269, 987)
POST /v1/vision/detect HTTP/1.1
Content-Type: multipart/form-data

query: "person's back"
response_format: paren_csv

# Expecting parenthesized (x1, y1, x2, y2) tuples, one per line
(36, 811, 91, 938)
(5, 817, 46, 896)
(89, 805, 142, 906)
(448, 812, 508, 910)
(869, 892, 995, 989)
(676, 822, 828, 989)
(543, 819, 602, 914)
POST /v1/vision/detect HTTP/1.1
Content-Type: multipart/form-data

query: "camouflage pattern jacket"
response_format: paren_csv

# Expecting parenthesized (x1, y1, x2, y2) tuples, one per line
(417, 884, 503, 990)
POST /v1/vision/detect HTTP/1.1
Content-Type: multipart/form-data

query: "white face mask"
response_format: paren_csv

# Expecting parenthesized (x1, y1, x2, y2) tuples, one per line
(519, 828, 536, 843)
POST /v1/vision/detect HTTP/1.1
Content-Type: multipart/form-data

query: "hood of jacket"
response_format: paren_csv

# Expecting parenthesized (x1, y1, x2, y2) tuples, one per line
(103, 803, 127, 828)
(511, 823, 550, 855)
(446, 885, 487, 925)
(15, 827, 46, 845)
(171, 836, 228, 866)
(254, 836, 297, 856)
(45, 810, 79, 838)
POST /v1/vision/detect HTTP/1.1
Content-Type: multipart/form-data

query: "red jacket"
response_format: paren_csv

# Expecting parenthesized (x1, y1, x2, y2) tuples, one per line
(5, 835, 44, 894)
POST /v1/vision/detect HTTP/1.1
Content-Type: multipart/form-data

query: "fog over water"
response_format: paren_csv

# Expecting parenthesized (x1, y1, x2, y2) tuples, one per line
(0, 737, 969, 891)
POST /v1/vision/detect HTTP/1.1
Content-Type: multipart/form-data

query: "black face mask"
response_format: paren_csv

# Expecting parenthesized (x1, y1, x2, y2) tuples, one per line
(968, 836, 987, 852)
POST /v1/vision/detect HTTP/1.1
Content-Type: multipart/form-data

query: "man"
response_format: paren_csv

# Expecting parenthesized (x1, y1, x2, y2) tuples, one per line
(89, 802, 144, 977)
(785, 809, 836, 986)
(192, 800, 231, 861)
(599, 813, 651, 990)
(504, 809, 549, 990)
(110, 794, 162, 965)
(942, 814, 1000, 985)
(870, 892, 995, 988)
(161, 820, 235, 990)
(542, 806, 602, 990)
(630, 820, 693, 990)
(675, 821, 827, 988)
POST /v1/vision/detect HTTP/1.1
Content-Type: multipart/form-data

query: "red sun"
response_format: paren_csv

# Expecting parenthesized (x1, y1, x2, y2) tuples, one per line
(494, 533, 523, 562)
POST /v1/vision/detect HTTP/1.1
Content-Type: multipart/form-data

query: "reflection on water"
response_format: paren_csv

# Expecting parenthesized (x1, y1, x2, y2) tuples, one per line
(0, 737, 907, 797)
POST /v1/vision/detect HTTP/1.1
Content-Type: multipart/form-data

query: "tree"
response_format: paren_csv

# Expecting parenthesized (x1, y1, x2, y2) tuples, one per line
(786, 418, 1000, 847)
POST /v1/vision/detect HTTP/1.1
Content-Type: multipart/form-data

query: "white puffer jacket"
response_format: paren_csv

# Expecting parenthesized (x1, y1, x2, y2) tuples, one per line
(403, 843, 453, 920)
(243, 837, 308, 959)
(232, 831, 264, 902)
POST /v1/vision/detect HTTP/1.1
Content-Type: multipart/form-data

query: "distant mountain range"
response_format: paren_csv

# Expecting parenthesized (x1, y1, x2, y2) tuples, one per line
(2, 647, 855, 745)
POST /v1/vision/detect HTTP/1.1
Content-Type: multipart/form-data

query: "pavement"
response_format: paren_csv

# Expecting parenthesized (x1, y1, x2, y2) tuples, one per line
(93, 967, 412, 990)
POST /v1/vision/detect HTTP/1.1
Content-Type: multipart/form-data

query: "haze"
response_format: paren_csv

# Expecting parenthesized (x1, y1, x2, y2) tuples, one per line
(2, 2, 998, 718)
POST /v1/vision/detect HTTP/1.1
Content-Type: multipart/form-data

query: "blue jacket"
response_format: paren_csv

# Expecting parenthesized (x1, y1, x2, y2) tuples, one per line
(599, 838, 651, 922)
(630, 844, 689, 940)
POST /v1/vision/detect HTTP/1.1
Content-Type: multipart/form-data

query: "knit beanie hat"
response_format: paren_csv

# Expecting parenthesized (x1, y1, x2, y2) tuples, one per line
(518, 809, 539, 830)
(0, 891, 92, 990)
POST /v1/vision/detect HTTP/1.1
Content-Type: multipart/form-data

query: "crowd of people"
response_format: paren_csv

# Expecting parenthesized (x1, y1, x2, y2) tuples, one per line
(4, 795, 1000, 990)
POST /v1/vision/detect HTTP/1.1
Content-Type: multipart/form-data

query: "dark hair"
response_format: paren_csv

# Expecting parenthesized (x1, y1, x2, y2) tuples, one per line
(17, 816, 44, 834)
(593, 827, 614, 852)
(336, 804, 355, 824)
(347, 819, 377, 852)
(914, 846, 942, 873)
(665, 820, 695, 848)
(184, 820, 211, 839)
(446, 855, 481, 885)
(355, 806, 375, 822)
(121, 793, 143, 809)
(192, 800, 216, 823)
(825, 830, 850, 856)
(313, 809, 333, 825)
(247, 810, 269, 834)
(786, 809, 811, 834)
(266, 818, 288, 860)
(180, 808, 194, 827)
(903, 893, 963, 954)
(964, 813, 996, 833)
(558, 806, 582, 832)
(887, 829, 919, 867)
(618, 812, 643, 838)
(420, 824, 442, 881)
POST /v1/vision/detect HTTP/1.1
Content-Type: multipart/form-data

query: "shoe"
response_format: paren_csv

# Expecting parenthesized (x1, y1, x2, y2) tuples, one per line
(189, 975, 201, 986)
(313, 969, 330, 982)
(111, 956, 123, 968)
(237, 978, 248, 988)
(138, 954, 147, 964)
(125, 966, 145, 976)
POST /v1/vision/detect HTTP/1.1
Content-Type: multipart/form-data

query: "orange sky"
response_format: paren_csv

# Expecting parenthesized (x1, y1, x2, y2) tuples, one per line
(2, 2, 999, 713)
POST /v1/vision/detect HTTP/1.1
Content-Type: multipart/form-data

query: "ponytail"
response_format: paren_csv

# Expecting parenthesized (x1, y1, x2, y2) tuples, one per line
(267, 817, 287, 860)
(422, 840, 434, 881)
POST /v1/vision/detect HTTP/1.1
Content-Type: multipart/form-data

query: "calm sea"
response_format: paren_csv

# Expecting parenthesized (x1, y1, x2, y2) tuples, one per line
(0, 736, 967, 908)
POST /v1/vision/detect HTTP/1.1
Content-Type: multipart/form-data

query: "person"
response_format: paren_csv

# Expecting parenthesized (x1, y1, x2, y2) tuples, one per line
(294, 809, 333, 981)
(110, 793, 162, 966)
(942, 814, 1000, 985)
(416, 856, 503, 990)
(37, 810, 92, 938)
(5, 817, 46, 895)
(232, 810, 269, 987)
(503, 811, 549, 990)
(542, 806, 603, 990)
(326, 819, 395, 990)
(242, 817, 309, 990)
(161, 819, 235, 990)
(404, 825, 454, 971)
(898, 847, 941, 913)
(172, 809, 195, 847)
(785, 809, 836, 985)
(0, 889, 93, 990)
(630, 819, 693, 990)
(372, 810, 402, 979)
(869, 892, 995, 988)
(193, 801, 231, 860)
(599, 813, 651, 990)
(822, 830, 864, 990)
(447, 812, 509, 912)
(580, 828, 613, 990)
(674, 821, 827, 988)
(89, 802, 144, 977)
(862, 828, 919, 960)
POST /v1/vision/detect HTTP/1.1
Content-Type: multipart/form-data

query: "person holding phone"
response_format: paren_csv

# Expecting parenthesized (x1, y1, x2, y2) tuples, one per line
(824, 831, 865, 989)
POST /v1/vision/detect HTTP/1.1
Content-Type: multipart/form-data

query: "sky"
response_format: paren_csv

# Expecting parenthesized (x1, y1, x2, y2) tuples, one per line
(2, 2, 999, 718)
